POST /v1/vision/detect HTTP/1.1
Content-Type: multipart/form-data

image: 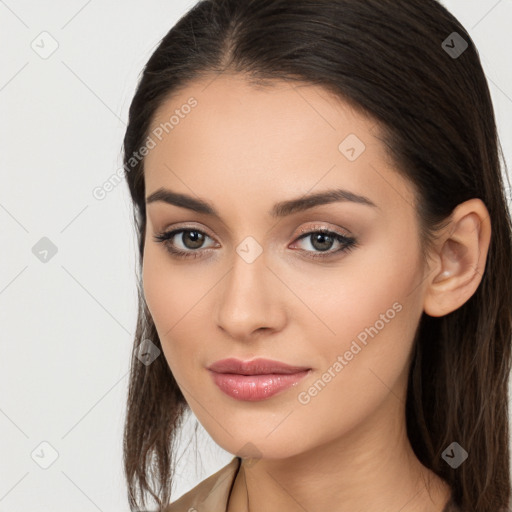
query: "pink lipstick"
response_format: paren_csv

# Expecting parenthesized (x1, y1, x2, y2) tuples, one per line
(207, 358, 311, 401)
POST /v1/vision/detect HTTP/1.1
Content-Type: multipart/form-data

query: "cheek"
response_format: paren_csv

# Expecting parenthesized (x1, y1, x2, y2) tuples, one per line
(142, 245, 203, 327)
(284, 239, 420, 343)
(141, 249, 214, 380)
(326, 252, 421, 378)
(287, 273, 421, 450)
(288, 241, 423, 395)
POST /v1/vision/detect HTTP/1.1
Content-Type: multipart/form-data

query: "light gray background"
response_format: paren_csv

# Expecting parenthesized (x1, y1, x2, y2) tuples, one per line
(1, 1, 511, 510)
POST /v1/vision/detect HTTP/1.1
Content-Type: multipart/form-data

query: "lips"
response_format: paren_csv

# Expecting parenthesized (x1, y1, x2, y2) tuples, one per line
(207, 358, 312, 401)
(207, 357, 311, 375)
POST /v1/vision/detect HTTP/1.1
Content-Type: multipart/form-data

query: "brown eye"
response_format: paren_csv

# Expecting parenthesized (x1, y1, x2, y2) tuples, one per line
(308, 232, 336, 251)
(292, 229, 358, 260)
(179, 230, 206, 249)
(153, 228, 217, 259)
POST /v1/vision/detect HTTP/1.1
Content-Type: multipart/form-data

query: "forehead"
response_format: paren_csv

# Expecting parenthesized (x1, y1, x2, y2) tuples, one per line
(143, 74, 417, 218)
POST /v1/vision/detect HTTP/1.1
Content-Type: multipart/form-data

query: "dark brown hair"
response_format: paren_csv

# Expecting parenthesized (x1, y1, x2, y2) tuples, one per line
(122, 1, 512, 510)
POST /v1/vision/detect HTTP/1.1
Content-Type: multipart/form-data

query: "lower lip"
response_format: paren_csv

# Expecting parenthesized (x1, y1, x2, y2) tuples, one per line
(208, 369, 311, 401)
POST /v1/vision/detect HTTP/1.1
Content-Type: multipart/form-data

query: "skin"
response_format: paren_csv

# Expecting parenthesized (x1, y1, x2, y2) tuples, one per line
(141, 73, 491, 512)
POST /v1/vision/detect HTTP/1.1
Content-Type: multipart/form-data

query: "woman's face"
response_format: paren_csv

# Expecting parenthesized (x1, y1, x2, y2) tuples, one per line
(142, 74, 429, 460)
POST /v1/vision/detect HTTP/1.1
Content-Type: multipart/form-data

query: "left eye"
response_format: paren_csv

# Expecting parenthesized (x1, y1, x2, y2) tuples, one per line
(153, 228, 357, 260)
(291, 229, 357, 258)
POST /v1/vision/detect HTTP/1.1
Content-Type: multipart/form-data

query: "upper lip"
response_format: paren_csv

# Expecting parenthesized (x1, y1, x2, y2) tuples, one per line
(208, 358, 311, 375)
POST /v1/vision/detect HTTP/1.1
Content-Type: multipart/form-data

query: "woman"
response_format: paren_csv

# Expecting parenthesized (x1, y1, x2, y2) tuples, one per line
(122, 1, 512, 511)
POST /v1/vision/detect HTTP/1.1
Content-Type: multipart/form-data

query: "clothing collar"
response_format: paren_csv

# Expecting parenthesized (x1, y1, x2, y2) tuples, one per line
(165, 456, 242, 511)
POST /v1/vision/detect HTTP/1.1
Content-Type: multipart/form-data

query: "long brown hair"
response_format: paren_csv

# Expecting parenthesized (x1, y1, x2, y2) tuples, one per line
(122, 1, 512, 510)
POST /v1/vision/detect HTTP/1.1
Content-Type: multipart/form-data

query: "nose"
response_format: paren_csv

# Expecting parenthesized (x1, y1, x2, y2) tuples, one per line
(214, 246, 287, 341)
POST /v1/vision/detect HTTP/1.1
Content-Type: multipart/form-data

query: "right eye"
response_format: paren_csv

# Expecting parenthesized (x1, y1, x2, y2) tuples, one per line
(153, 229, 218, 259)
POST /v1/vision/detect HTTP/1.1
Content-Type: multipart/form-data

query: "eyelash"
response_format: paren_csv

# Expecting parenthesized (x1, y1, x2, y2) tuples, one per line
(153, 226, 358, 261)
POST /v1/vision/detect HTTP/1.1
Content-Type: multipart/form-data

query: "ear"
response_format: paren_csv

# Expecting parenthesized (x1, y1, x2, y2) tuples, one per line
(423, 198, 491, 317)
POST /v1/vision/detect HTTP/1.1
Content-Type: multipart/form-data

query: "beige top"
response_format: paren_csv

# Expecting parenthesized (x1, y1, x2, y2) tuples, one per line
(165, 456, 241, 511)
(164, 456, 459, 511)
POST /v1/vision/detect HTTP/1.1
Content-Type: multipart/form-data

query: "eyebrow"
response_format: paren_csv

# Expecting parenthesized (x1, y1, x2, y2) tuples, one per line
(145, 187, 378, 217)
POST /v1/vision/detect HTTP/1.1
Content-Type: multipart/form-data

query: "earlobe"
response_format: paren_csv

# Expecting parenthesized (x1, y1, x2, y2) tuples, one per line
(423, 199, 491, 318)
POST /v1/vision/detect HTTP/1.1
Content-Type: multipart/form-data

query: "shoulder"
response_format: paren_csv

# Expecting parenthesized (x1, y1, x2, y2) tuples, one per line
(163, 456, 241, 512)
